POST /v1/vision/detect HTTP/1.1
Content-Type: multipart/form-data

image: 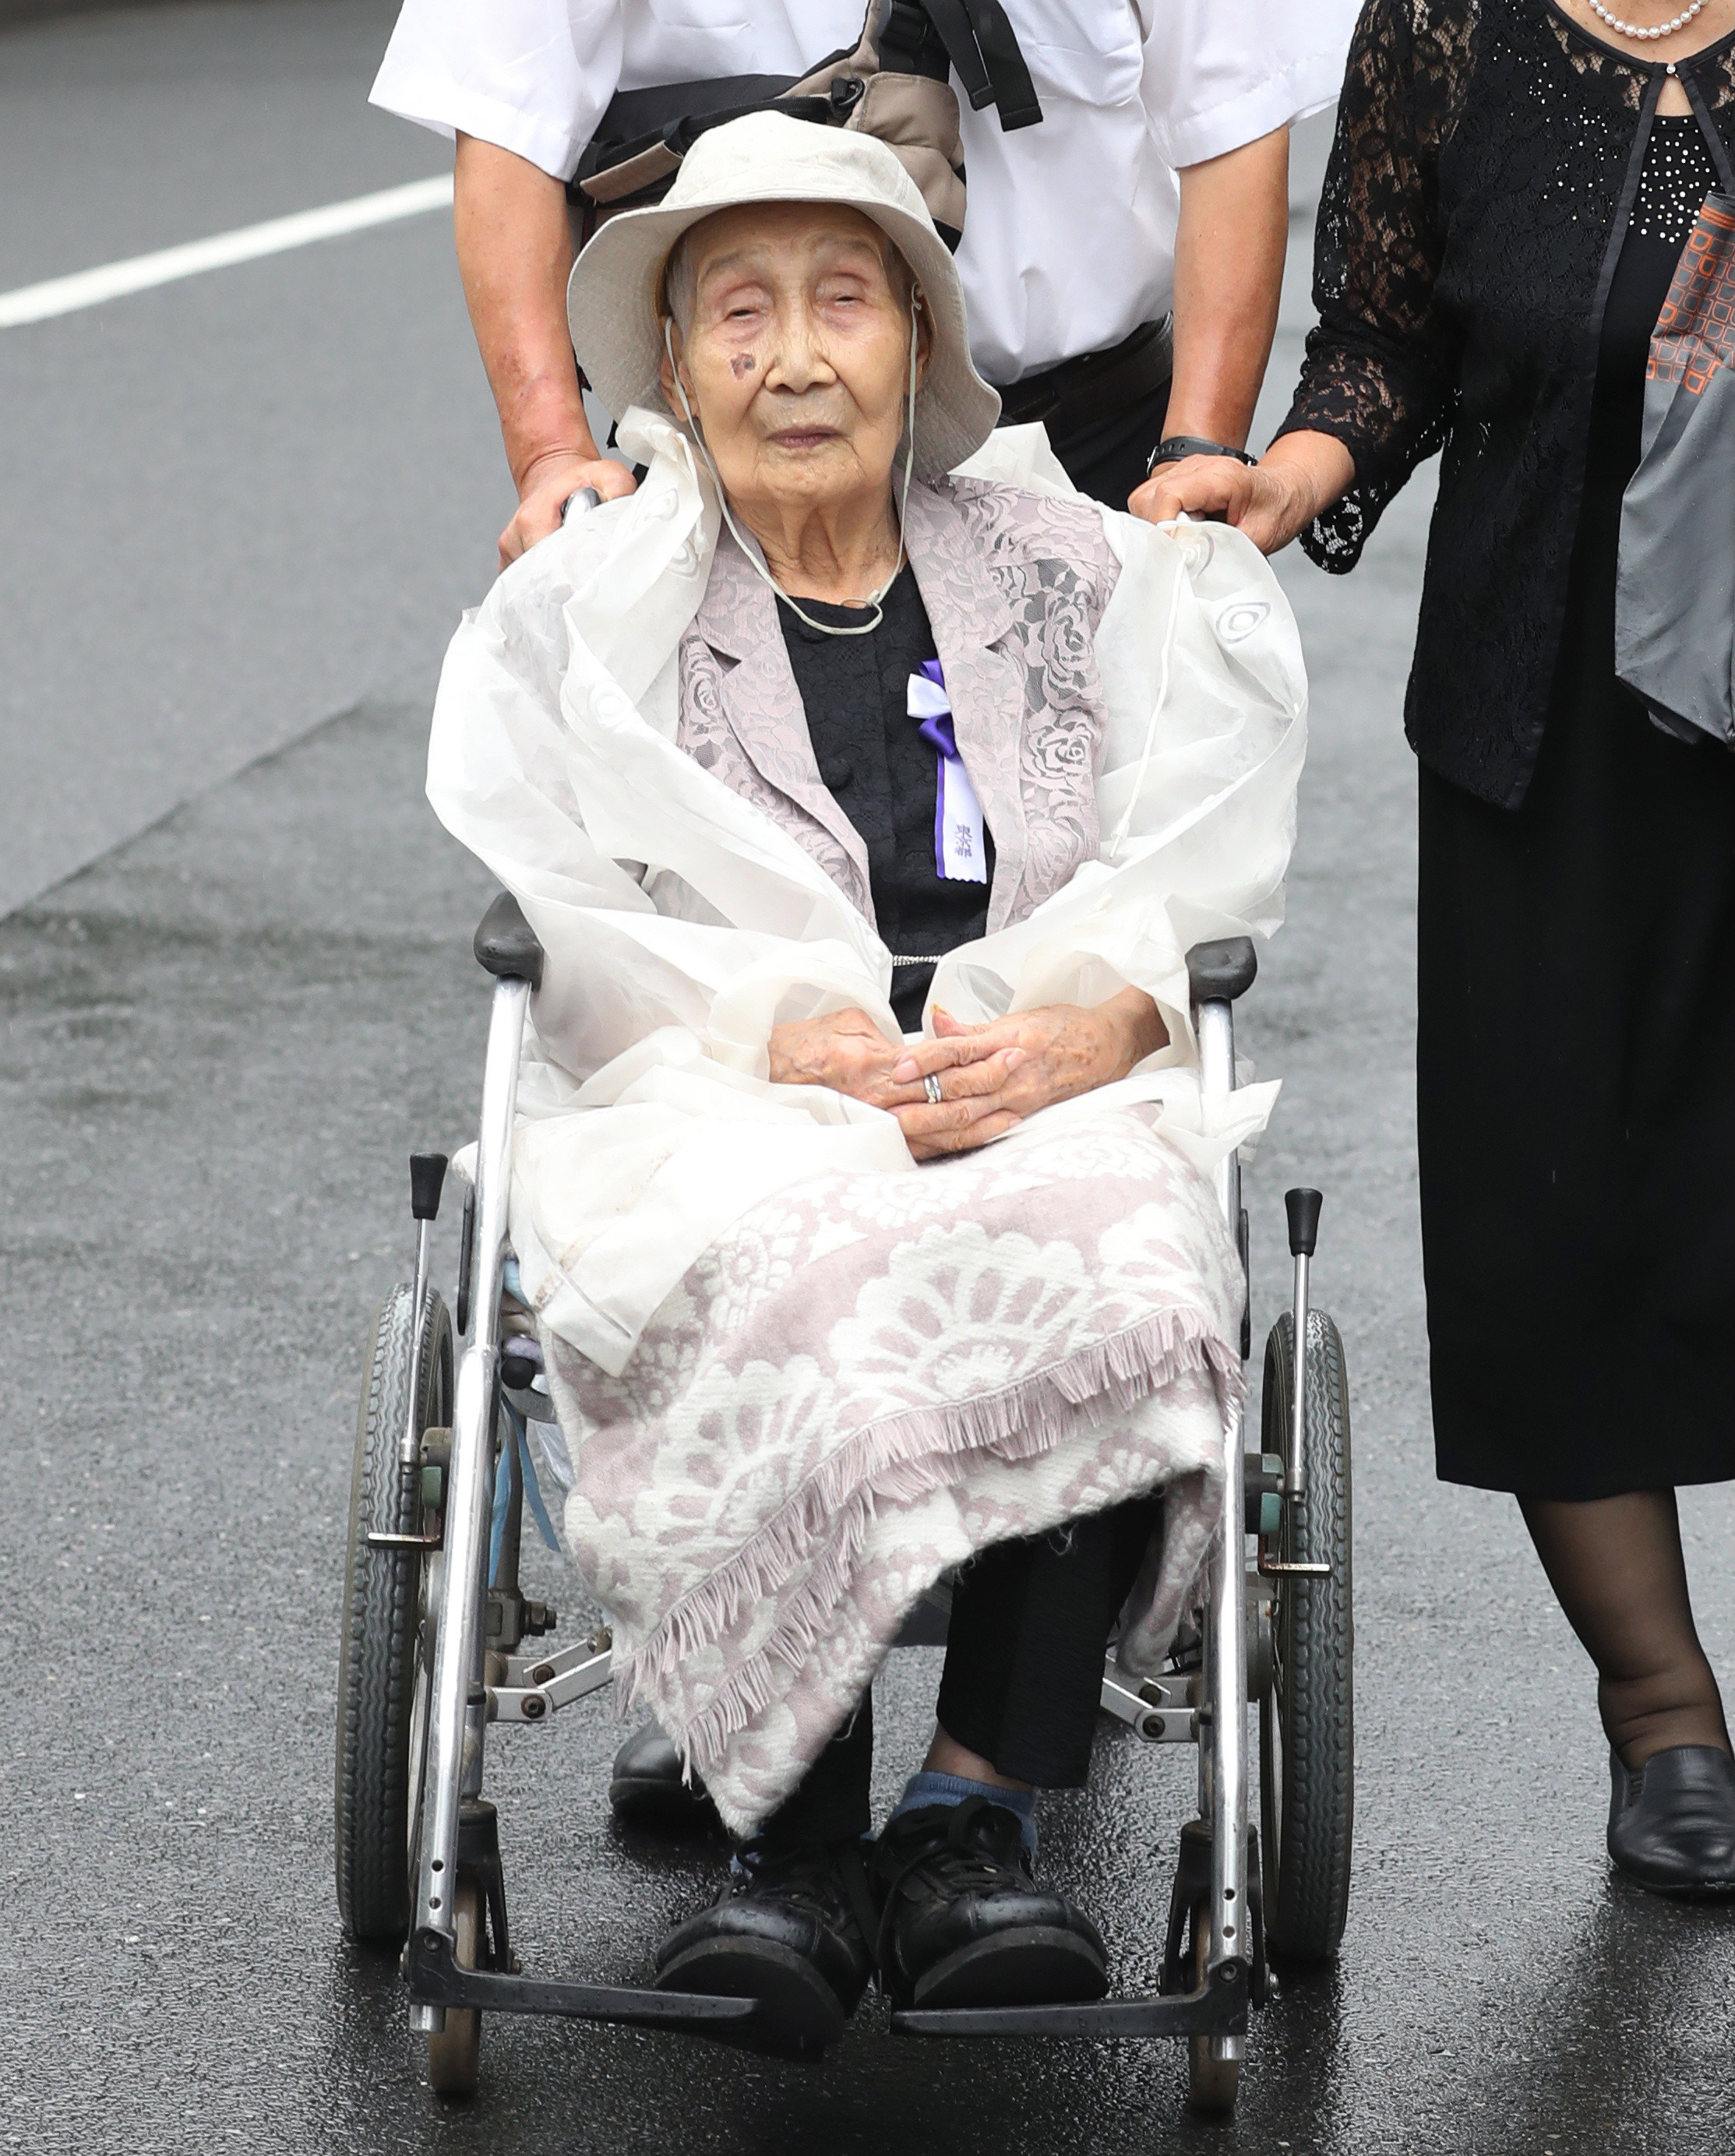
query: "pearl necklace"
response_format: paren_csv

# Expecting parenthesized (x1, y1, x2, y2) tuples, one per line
(1586, 0, 1709, 41)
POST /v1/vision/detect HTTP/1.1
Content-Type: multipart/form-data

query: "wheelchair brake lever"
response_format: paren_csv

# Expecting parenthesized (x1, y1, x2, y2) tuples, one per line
(1256, 1554, 1331, 1578)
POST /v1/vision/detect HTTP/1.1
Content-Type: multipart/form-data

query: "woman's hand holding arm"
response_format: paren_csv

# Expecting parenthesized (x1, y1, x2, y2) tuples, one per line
(1134, 1, 1454, 567)
(1127, 432, 1356, 555)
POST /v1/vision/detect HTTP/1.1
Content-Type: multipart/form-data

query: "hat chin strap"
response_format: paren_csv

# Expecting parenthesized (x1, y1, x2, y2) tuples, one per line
(662, 311, 919, 639)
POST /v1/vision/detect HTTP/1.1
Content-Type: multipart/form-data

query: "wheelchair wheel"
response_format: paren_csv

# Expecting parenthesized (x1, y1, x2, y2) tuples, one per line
(1258, 1311, 1354, 1966)
(1185, 1903, 1240, 2115)
(426, 1877, 483, 2097)
(335, 1283, 453, 1946)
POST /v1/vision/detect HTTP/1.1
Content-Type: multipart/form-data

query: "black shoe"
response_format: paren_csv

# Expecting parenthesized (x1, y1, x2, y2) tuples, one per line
(654, 1837, 878, 2060)
(1607, 1745, 1735, 1897)
(872, 1798, 1108, 2010)
(609, 1721, 720, 1832)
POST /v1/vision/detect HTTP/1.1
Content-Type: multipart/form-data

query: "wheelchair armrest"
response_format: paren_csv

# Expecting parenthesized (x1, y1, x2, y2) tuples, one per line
(1185, 937, 1257, 1007)
(474, 890, 545, 992)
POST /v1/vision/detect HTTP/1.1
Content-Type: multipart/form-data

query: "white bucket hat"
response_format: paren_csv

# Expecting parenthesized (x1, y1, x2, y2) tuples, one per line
(566, 111, 1000, 481)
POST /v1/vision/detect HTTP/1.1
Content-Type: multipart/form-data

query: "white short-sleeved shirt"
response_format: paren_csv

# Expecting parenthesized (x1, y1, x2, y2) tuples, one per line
(370, 0, 1359, 382)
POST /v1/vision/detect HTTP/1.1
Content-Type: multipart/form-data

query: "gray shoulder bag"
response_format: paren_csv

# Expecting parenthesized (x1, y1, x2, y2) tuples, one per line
(1614, 93, 1735, 744)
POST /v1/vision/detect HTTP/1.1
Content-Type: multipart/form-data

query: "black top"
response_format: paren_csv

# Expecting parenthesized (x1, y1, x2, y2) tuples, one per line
(1277, 0, 1735, 808)
(779, 565, 996, 1030)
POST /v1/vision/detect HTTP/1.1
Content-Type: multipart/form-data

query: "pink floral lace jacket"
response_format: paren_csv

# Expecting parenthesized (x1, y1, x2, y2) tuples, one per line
(675, 474, 1124, 935)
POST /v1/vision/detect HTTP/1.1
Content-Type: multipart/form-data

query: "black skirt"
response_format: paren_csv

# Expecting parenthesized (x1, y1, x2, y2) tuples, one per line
(1417, 116, 1735, 1499)
(1417, 644, 1735, 1497)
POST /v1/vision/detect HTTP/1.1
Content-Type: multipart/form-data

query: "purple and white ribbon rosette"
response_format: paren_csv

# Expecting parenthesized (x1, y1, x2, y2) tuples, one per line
(907, 659, 987, 884)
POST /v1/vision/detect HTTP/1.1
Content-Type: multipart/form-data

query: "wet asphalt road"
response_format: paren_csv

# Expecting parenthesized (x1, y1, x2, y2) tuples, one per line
(0, 0, 509, 917)
(5, 8, 1735, 2152)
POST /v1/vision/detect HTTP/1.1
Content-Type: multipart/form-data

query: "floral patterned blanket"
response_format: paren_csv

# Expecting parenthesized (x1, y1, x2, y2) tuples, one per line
(541, 1102, 1243, 1834)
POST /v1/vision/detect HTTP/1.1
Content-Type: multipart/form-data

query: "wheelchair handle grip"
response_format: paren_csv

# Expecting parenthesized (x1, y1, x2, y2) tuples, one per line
(410, 1151, 449, 1224)
(1185, 935, 1257, 1007)
(1285, 1186, 1322, 1259)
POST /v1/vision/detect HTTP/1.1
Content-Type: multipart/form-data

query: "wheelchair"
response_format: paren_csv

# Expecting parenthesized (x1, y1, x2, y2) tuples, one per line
(334, 893, 1355, 2116)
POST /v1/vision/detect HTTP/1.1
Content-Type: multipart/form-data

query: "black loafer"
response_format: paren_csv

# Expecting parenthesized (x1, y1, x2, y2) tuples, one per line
(1607, 1745, 1735, 1897)
(872, 1797, 1108, 2010)
(654, 1837, 877, 2060)
(609, 1720, 720, 1831)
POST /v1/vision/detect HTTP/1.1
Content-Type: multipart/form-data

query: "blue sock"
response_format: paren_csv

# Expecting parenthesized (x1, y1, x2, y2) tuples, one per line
(888, 1770, 1038, 1857)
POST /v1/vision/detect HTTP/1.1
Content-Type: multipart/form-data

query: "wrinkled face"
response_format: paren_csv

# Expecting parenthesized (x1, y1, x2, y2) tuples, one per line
(658, 202, 929, 517)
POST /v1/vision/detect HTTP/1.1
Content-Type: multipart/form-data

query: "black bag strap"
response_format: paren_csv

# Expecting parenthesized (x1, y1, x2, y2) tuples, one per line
(1681, 69, 1735, 196)
(876, 0, 957, 84)
(922, 0, 1042, 130)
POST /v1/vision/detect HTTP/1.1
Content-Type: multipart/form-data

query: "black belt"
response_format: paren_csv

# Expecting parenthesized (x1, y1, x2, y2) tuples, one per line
(992, 317, 1174, 443)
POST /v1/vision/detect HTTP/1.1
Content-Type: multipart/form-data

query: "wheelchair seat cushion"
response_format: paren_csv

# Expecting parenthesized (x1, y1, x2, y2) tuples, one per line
(541, 1100, 1241, 1836)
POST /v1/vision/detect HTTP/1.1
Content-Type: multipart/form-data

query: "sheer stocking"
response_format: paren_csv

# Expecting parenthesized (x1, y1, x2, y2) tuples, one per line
(1520, 1490, 1730, 1768)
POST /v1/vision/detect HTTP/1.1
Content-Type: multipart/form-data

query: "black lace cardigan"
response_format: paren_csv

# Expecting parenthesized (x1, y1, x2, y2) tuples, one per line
(1277, 0, 1735, 808)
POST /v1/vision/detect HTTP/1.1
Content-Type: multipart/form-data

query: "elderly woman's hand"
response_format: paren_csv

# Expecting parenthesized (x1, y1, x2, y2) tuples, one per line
(887, 988, 1169, 1161)
(767, 1007, 1030, 1141)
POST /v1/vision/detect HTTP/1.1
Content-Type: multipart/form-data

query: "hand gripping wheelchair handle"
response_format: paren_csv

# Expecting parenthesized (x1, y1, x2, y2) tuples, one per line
(474, 890, 545, 992)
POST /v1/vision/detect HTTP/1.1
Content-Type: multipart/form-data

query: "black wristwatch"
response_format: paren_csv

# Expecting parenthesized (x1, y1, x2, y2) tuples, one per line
(1147, 435, 1257, 476)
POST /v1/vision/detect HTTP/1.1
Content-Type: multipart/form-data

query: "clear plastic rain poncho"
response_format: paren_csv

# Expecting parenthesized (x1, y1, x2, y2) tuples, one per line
(426, 414, 1307, 1376)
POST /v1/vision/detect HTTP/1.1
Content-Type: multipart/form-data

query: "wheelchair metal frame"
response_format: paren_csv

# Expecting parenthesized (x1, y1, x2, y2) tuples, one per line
(401, 915, 1270, 2059)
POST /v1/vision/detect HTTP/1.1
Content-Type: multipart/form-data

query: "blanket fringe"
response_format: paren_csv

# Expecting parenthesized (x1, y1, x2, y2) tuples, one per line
(616, 1305, 1241, 1771)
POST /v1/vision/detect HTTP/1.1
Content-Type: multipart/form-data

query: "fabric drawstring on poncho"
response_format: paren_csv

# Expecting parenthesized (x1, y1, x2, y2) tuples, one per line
(662, 306, 922, 640)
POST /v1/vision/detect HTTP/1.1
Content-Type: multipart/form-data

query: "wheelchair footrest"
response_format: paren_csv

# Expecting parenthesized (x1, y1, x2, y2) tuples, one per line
(890, 1959, 1247, 2041)
(405, 1927, 757, 2034)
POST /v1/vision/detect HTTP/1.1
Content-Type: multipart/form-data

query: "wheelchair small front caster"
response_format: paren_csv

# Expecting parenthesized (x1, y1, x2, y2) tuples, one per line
(426, 1877, 484, 2097)
(1183, 1908, 1240, 2115)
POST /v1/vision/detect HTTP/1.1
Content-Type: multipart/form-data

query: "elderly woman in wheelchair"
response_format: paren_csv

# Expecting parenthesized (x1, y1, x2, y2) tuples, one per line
(422, 114, 1305, 2063)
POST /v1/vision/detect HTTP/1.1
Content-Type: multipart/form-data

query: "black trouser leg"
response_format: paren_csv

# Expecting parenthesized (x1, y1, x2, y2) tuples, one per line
(1044, 379, 1172, 511)
(753, 1492, 1162, 1841)
(935, 1495, 1164, 1787)
(753, 1694, 875, 1850)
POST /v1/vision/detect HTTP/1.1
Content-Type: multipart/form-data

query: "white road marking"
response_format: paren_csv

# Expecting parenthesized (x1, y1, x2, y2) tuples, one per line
(0, 174, 454, 329)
